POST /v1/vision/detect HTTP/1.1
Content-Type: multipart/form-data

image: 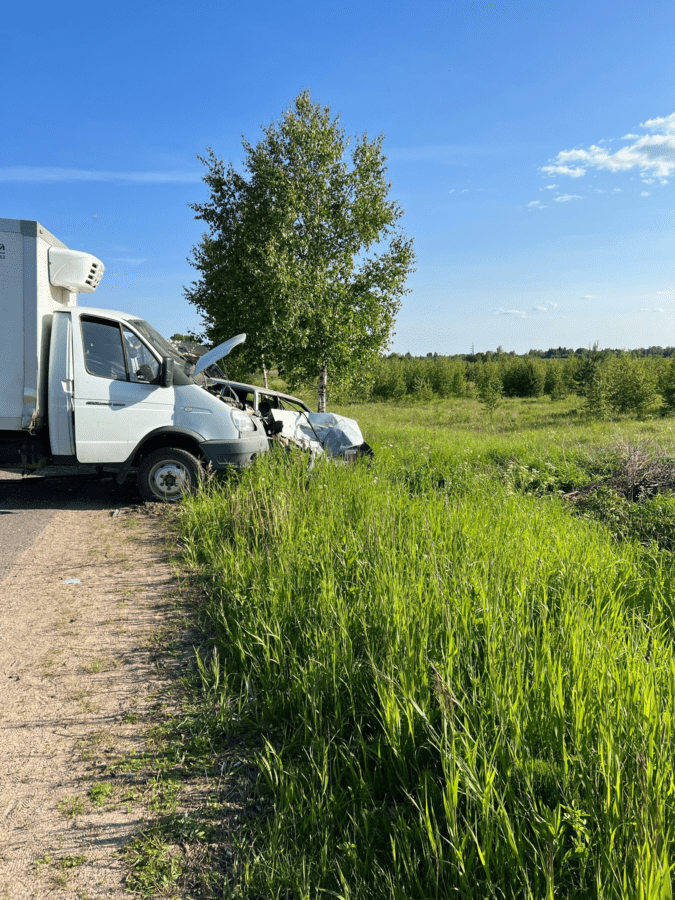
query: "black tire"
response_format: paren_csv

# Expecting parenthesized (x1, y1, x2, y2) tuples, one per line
(137, 447, 204, 502)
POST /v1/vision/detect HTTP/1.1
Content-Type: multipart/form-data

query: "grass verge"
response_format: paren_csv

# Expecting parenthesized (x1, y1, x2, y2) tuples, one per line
(174, 418, 675, 898)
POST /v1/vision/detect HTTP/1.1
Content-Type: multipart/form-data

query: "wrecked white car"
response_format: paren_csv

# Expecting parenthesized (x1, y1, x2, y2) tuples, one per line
(208, 379, 374, 462)
(175, 337, 373, 461)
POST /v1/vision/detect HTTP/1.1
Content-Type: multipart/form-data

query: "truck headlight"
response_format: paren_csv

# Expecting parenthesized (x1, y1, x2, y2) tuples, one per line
(230, 409, 255, 434)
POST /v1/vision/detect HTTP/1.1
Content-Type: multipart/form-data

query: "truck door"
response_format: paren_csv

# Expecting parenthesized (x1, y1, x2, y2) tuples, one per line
(72, 314, 175, 464)
(48, 311, 76, 456)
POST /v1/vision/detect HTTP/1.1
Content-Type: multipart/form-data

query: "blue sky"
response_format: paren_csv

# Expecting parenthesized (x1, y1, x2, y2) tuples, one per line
(3, 0, 675, 355)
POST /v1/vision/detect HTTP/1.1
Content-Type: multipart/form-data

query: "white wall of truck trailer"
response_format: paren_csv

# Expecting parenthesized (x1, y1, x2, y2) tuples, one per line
(0, 218, 103, 431)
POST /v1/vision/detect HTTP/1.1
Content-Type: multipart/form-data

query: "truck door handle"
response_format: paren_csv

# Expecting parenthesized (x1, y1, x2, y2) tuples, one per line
(85, 401, 126, 408)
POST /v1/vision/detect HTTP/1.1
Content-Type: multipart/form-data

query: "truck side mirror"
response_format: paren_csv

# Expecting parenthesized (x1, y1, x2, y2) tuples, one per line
(161, 358, 174, 387)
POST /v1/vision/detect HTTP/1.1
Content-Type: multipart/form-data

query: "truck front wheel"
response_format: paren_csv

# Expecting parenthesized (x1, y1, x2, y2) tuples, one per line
(137, 448, 204, 502)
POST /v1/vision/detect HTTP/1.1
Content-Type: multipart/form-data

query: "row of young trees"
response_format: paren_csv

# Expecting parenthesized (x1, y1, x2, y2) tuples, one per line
(362, 350, 675, 417)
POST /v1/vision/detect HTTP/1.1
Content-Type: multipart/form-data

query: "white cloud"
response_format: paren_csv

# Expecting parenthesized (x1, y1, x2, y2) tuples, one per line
(613, 188, 622, 192)
(542, 165, 586, 178)
(542, 112, 675, 182)
(554, 194, 583, 202)
(656, 289, 675, 295)
(496, 307, 527, 316)
(543, 183, 558, 190)
(0, 166, 202, 184)
(533, 305, 548, 311)
(641, 191, 651, 196)
(640, 308, 666, 312)
(582, 295, 597, 299)
(527, 200, 547, 208)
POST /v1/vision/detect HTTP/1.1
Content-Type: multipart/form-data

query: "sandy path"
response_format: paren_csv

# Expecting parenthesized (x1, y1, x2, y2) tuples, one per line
(0, 503, 177, 898)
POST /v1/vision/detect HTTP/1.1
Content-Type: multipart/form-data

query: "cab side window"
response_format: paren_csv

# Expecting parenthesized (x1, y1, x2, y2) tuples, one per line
(81, 318, 127, 381)
(123, 328, 160, 384)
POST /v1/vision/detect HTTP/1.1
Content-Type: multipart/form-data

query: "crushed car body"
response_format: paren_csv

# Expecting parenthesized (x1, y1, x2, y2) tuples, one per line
(207, 378, 374, 461)
(172, 339, 373, 461)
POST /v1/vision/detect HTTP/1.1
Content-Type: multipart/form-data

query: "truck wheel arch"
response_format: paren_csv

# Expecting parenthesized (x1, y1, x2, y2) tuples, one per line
(131, 427, 205, 467)
(113, 427, 206, 487)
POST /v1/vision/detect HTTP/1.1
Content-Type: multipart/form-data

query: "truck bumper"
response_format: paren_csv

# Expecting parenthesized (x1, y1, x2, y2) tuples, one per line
(200, 434, 269, 469)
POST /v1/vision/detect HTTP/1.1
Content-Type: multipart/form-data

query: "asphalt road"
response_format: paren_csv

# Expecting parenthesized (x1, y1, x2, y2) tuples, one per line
(0, 473, 141, 584)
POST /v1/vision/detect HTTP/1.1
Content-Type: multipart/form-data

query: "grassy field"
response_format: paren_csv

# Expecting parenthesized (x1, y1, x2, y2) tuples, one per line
(177, 397, 675, 898)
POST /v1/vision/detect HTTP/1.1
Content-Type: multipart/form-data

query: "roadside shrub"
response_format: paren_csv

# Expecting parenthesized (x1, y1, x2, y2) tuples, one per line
(501, 357, 545, 398)
(476, 361, 503, 412)
(586, 355, 658, 418)
(427, 356, 467, 398)
(607, 355, 658, 415)
(401, 358, 431, 396)
(575, 489, 675, 550)
(543, 360, 570, 400)
(371, 358, 407, 401)
(369, 356, 467, 402)
(585, 366, 612, 419)
(659, 356, 675, 411)
(410, 375, 433, 401)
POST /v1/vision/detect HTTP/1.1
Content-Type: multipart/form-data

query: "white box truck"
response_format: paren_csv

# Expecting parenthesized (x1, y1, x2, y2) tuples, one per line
(0, 218, 268, 500)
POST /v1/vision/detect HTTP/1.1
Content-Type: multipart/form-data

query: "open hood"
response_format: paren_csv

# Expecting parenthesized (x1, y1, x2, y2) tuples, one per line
(194, 334, 246, 376)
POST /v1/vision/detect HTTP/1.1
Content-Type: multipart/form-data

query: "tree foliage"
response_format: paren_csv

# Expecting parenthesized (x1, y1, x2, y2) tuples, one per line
(185, 91, 415, 409)
(585, 355, 659, 419)
(501, 357, 545, 398)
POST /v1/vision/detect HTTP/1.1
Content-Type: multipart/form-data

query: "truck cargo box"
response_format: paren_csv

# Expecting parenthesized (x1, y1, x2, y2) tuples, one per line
(0, 219, 102, 431)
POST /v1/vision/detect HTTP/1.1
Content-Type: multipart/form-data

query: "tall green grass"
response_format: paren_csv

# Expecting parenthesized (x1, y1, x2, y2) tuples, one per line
(179, 406, 675, 898)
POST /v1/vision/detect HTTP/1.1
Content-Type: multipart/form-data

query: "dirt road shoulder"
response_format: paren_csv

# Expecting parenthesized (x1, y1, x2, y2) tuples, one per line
(0, 502, 180, 898)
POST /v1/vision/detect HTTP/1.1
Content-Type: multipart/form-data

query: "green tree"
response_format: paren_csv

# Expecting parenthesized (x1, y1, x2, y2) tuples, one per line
(501, 357, 545, 398)
(659, 356, 675, 411)
(585, 355, 658, 419)
(543, 360, 569, 400)
(169, 332, 200, 344)
(606, 355, 658, 416)
(476, 362, 503, 413)
(185, 91, 415, 411)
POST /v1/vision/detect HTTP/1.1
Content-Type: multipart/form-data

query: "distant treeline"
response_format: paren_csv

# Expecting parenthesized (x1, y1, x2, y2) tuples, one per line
(361, 346, 675, 416)
(461, 345, 675, 361)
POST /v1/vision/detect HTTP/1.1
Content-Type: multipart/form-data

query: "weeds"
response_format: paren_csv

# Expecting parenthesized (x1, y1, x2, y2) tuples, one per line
(175, 413, 675, 898)
(57, 796, 85, 818)
(124, 830, 184, 894)
(34, 854, 52, 874)
(82, 656, 117, 674)
(89, 783, 112, 806)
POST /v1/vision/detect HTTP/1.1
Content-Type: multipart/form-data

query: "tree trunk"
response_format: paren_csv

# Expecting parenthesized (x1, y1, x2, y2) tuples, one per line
(262, 357, 268, 390)
(318, 364, 328, 413)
